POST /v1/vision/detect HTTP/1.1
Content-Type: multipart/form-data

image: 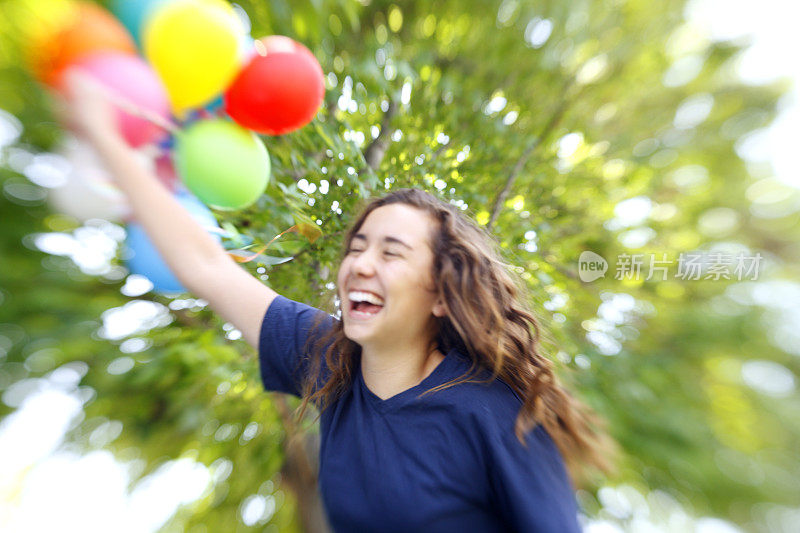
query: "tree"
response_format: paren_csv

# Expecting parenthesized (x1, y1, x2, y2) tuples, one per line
(1, 0, 799, 531)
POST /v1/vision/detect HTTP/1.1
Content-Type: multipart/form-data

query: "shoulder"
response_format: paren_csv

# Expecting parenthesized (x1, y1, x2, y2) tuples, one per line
(431, 355, 580, 531)
(264, 294, 335, 329)
(257, 295, 338, 397)
(436, 350, 522, 407)
(261, 295, 337, 348)
(426, 351, 526, 435)
(430, 351, 564, 456)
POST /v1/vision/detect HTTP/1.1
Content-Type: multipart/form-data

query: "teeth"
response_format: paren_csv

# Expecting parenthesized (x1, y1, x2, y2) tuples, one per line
(348, 291, 384, 306)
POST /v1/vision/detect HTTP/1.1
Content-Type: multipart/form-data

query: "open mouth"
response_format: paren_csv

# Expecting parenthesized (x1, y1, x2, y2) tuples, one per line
(348, 290, 385, 318)
(352, 301, 383, 314)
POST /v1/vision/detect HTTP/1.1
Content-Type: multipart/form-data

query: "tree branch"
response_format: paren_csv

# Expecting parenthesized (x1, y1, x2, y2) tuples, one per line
(487, 138, 539, 231)
(486, 97, 571, 231)
(363, 99, 398, 171)
(273, 395, 330, 532)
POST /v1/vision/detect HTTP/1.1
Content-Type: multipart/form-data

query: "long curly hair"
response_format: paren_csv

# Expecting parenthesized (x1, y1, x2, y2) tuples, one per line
(298, 187, 616, 484)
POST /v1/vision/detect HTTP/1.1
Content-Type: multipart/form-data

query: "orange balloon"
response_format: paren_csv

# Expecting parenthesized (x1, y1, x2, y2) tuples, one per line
(28, 2, 136, 86)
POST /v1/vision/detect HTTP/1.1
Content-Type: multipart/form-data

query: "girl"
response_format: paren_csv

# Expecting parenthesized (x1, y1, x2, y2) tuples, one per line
(62, 73, 614, 532)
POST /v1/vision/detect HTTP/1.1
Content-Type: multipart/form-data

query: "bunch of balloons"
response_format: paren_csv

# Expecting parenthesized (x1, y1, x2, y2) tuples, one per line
(27, 0, 325, 293)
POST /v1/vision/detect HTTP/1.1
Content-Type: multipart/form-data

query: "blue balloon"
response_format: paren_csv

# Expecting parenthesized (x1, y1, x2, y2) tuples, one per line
(204, 95, 225, 113)
(157, 134, 175, 151)
(124, 192, 221, 294)
(111, 0, 166, 47)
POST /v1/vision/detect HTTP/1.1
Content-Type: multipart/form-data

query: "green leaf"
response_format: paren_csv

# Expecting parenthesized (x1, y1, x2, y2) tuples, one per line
(292, 212, 323, 244)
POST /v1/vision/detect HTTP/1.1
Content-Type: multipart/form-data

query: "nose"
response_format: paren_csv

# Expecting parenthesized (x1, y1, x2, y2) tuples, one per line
(350, 248, 377, 277)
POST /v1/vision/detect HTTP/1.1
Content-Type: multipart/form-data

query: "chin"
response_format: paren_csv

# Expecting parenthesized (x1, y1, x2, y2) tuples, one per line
(342, 323, 372, 344)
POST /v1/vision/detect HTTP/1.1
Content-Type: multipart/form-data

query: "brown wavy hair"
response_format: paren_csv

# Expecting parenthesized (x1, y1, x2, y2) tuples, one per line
(298, 188, 616, 484)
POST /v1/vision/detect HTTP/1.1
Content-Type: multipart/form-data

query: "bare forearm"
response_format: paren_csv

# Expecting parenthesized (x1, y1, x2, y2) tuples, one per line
(91, 134, 230, 290)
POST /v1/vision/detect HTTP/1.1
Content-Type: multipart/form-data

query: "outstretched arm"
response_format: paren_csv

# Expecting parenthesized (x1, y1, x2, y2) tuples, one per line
(60, 72, 277, 348)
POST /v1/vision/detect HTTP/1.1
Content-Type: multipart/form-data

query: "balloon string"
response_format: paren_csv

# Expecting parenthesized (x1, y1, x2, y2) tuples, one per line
(84, 76, 181, 135)
(230, 245, 269, 263)
(106, 91, 180, 134)
(228, 225, 298, 264)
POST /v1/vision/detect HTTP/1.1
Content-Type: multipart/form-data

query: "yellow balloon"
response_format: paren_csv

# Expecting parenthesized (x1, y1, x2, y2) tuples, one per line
(143, 0, 242, 115)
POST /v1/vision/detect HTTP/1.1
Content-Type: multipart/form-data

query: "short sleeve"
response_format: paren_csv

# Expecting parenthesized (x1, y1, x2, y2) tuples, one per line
(486, 422, 581, 533)
(258, 295, 336, 397)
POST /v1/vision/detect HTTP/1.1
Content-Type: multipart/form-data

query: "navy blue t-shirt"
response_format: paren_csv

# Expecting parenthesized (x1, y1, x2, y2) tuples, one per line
(258, 295, 582, 532)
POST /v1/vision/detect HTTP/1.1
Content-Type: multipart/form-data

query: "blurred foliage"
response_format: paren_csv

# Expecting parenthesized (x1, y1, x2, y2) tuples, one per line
(2, 0, 800, 531)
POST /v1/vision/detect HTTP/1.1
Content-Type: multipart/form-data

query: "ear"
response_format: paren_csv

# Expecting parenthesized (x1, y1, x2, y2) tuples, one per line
(432, 299, 446, 318)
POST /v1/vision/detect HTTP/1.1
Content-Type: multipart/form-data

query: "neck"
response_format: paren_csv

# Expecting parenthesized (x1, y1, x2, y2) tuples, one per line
(360, 340, 445, 400)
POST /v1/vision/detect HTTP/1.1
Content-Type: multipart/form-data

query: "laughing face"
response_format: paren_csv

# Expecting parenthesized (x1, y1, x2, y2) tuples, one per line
(336, 203, 446, 353)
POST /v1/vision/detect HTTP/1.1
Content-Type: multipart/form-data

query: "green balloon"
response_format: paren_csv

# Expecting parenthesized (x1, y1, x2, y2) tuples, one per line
(174, 119, 270, 210)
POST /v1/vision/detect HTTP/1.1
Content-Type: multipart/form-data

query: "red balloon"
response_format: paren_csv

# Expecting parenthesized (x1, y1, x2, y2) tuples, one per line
(154, 153, 180, 191)
(224, 36, 324, 135)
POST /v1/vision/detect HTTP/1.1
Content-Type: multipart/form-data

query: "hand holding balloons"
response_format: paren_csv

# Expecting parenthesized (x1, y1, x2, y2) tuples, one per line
(57, 71, 122, 144)
(62, 54, 170, 147)
(34, 0, 321, 223)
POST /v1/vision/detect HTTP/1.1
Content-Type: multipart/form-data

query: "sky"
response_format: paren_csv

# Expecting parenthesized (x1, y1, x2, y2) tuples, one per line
(1, 0, 798, 531)
(686, 0, 800, 190)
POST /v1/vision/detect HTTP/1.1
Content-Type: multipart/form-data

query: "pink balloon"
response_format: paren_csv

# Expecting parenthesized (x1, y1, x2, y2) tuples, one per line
(67, 52, 170, 147)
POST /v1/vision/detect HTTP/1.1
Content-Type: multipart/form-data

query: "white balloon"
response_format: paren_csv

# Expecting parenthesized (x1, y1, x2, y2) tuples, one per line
(48, 137, 150, 222)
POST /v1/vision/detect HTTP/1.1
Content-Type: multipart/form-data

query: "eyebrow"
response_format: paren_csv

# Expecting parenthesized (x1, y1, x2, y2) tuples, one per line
(352, 233, 413, 250)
